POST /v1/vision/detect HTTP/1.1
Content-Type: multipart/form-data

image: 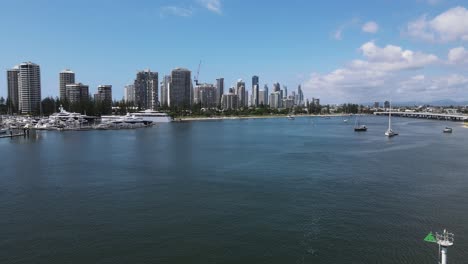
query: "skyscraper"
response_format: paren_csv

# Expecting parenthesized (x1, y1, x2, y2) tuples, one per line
(216, 78, 224, 106)
(59, 69, 75, 101)
(134, 70, 158, 110)
(18, 62, 41, 114)
(236, 79, 246, 108)
(297, 85, 304, 106)
(283, 85, 288, 99)
(273, 82, 280, 92)
(160, 75, 171, 107)
(263, 84, 269, 106)
(170, 68, 192, 108)
(7, 66, 20, 113)
(66, 83, 89, 104)
(252, 75, 259, 107)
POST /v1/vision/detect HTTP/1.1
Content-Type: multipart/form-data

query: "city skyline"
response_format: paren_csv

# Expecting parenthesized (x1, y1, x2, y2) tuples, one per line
(1, 1, 468, 103)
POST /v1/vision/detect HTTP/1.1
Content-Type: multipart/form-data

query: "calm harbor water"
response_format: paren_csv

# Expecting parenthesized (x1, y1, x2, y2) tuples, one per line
(1, 116, 467, 264)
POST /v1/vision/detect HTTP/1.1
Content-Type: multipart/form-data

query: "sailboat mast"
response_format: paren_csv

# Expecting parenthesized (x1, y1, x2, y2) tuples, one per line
(388, 103, 392, 130)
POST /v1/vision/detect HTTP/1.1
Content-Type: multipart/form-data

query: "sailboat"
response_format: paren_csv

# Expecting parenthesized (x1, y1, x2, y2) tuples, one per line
(354, 114, 367, 132)
(385, 105, 398, 137)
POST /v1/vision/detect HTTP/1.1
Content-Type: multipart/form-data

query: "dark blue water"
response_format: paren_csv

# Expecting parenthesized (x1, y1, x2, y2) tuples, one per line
(1, 116, 467, 263)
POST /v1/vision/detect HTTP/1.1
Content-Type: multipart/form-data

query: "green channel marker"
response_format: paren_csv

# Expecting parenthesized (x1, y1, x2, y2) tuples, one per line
(424, 232, 437, 243)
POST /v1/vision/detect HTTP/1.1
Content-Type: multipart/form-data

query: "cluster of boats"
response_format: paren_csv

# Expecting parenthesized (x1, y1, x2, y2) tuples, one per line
(287, 110, 455, 137)
(0, 107, 173, 132)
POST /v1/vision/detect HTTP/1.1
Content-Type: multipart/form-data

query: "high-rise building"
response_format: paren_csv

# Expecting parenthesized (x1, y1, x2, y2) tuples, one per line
(269, 91, 282, 109)
(297, 85, 304, 106)
(124, 85, 135, 103)
(216, 78, 224, 106)
(134, 70, 158, 110)
(283, 98, 294, 109)
(374, 102, 380, 108)
(7, 66, 20, 112)
(169, 68, 192, 108)
(18, 62, 41, 114)
(273, 82, 281, 92)
(252, 75, 259, 107)
(263, 85, 269, 106)
(66, 83, 89, 104)
(160, 75, 171, 107)
(283, 85, 288, 99)
(194, 83, 217, 108)
(236, 79, 246, 108)
(59, 69, 75, 101)
(221, 89, 238, 110)
(94, 85, 112, 102)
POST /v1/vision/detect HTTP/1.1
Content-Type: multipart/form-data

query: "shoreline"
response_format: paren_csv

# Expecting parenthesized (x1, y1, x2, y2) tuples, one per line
(175, 114, 354, 122)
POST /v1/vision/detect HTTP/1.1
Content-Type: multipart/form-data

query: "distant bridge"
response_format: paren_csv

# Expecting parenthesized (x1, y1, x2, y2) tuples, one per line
(374, 112, 468, 122)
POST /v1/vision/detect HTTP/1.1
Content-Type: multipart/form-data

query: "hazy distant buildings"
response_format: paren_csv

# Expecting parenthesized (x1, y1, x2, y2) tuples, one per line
(66, 83, 89, 104)
(236, 79, 246, 108)
(160, 75, 171, 107)
(221, 88, 238, 110)
(59, 69, 75, 101)
(169, 68, 191, 108)
(7, 66, 20, 112)
(94, 85, 112, 102)
(124, 85, 135, 103)
(374, 102, 380, 108)
(252, 75, 259, 107)
(215, 78, 224, 106)
(273, 82, 280, 92)
(384, 101, 390, 109)
(18, 62, 41, 114)
(134, 70, 158, 110)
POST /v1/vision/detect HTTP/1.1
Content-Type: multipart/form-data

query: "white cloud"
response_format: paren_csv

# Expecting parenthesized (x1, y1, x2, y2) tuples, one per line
(362, 21, 379, 33)
(448, 46, 468, 64)
(197, 0, 222, 14)
(406, 6, 468, 42)
(160, 6, 193, 18)
(302, 42, 442, 103)
(332, 17, 360, 40)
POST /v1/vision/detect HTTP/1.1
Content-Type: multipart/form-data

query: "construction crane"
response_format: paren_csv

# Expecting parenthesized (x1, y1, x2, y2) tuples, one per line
(194, 60, 202, 86)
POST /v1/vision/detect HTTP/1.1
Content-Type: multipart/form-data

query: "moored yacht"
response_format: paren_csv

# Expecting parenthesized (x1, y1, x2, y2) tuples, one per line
(132, 109, 172, 123)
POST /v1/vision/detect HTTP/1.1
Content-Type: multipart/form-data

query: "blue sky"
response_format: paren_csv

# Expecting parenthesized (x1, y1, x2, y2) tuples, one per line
(1, 0, 468, 103)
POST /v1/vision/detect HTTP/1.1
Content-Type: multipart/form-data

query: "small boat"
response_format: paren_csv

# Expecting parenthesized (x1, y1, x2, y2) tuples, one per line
(0, 128, 7, 134)
(354, 125, 367, 132)
(354, 114, 367, 132)
(343, 119, 348, 123)
(287, 115, 295, 120)
(443, 127, 452, 133)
